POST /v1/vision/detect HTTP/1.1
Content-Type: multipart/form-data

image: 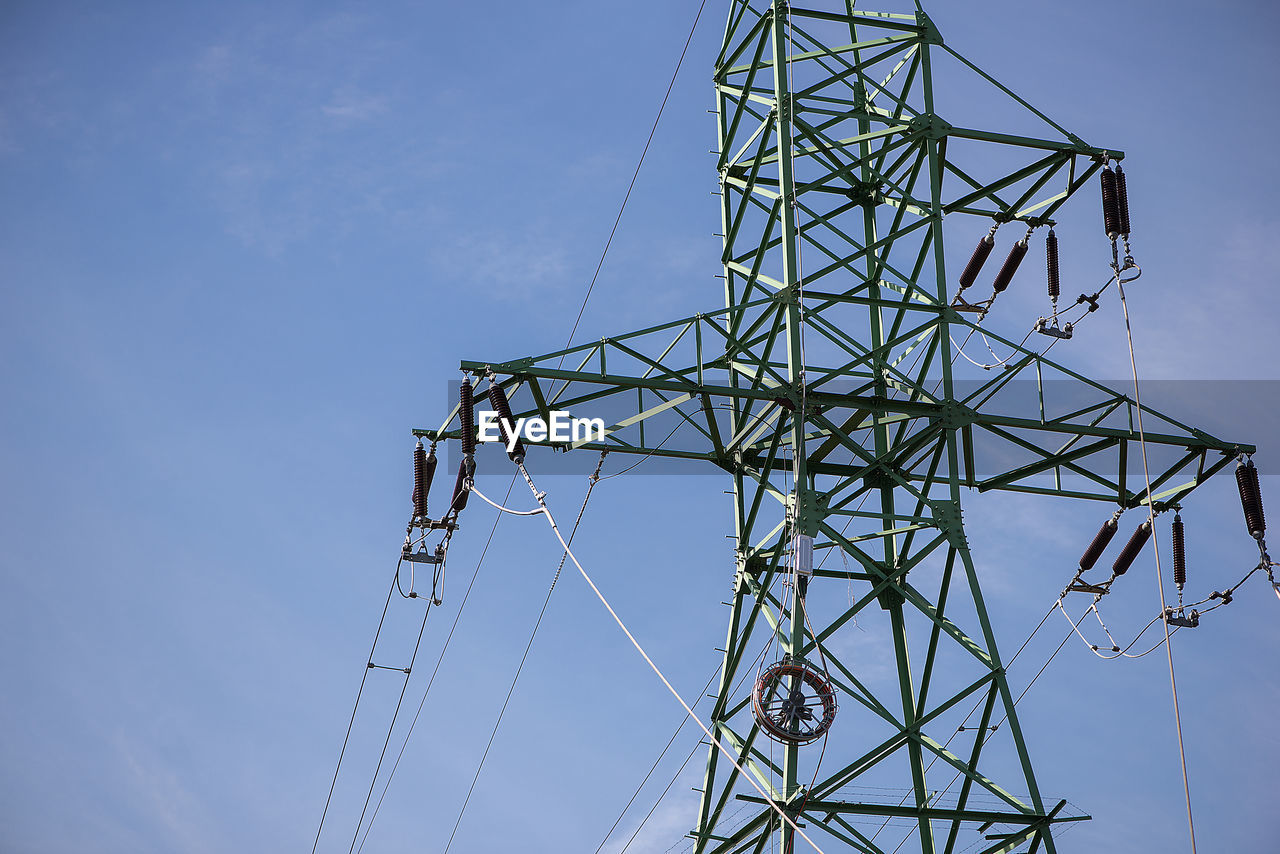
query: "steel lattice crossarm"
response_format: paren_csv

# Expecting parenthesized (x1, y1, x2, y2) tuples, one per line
(417, 2, 1254, 853)
(420, 312, 1250, 512)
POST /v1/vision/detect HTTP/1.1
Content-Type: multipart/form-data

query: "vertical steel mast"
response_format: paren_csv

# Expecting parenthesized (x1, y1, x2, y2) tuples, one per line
(419, 2, 1253, 851)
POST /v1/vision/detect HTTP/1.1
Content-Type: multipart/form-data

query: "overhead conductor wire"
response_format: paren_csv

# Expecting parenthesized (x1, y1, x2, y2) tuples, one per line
(312, 567, 401, 854)
(344, 584, 438, 854)
(554, 0, 708, 374)
(472, 463, 831, 854)
(593, 664, 720, 854)
(346, 3, 710, 846)
(355, 474, 518, 853)
(441, 453, 607, 854)
(1117, 275, 1197, 852)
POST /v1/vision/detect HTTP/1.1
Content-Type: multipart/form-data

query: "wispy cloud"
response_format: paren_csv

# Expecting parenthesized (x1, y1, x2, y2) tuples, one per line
(322, 86, 389, 123)
(434, 229, 572, 301)
(114, 730, 221, 854)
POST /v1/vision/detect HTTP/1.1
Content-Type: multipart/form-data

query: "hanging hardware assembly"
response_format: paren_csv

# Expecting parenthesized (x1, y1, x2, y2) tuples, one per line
(752, 657, 837, 745)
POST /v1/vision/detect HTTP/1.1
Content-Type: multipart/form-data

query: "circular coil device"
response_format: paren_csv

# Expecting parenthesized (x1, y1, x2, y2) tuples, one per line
(752, 658, 837, 745)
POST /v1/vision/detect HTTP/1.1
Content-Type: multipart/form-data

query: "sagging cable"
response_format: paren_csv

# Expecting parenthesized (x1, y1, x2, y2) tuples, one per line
(511, 461, 829, 854)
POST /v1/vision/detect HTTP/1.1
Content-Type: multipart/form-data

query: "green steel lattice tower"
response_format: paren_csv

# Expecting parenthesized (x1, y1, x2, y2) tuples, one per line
(420, 2, 1252, 852)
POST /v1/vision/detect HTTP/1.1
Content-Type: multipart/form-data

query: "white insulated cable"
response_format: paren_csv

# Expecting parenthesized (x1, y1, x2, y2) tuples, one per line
(510, 462, 829, 854)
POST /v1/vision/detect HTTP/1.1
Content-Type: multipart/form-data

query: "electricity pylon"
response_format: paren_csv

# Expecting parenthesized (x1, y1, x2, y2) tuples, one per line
(419, 2, 1252, 851)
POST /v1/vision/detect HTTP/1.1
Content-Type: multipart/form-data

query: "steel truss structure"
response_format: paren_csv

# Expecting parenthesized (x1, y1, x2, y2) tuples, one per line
(420, 2, 1252, 852)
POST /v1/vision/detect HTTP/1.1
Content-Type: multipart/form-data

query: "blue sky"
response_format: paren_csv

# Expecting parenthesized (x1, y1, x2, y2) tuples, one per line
(2, 1, 1278, 853)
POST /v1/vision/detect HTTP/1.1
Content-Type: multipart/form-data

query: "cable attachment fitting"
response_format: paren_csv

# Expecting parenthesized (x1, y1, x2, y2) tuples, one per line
(1164, 606, 1199, 629)
(1035, 316, 1073, 339)
(1075, 290, 1101, 314)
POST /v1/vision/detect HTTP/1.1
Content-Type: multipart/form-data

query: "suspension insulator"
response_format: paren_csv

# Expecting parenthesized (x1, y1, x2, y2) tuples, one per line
(1079, 516, 1119, 572)
(1236, 459, 1266, 538)
(1045, 228, 1060, 303)
(958, 232, 995, 290)
(1101, 167, 1121, 240)
(413, 440, 428, 518)
(449, 458, 472, 515)
(1114, 165, 1131, 237)
(1112, 519, 1152, 577)
(1171, 514, 1186, 589)
(459, 377, 476, 457)
(991, 236, 1028, 293)
(487, 381, 526, 463)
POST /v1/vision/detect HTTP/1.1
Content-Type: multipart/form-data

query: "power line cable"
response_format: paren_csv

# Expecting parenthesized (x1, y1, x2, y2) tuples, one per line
(355, 473, 519, 852)
(505, 462, 831, 854)
(333, 5, 709, 842)
(346, 595, 438, 853)
(442, 456, 607, 853)
(1117, 276, 1197, 853)
(601, 641, 774, 854)
(555, 0, 709, 371)
(594, 665, 720, 854)
(311, 564, 402, 854)
(868, 601, 1058, 846)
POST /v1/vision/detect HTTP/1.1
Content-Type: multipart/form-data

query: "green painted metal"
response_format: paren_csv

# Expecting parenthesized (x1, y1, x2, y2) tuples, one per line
(419, 2, 1252, 852)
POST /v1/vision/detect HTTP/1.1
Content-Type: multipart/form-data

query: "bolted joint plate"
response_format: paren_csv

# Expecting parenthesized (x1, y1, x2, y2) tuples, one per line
(909, 112, 953, 141)
(928, 499, 968, 549)
(938, 400, 976, 430)
(915, 11, 944, 45)
(794, 489, 827, 536)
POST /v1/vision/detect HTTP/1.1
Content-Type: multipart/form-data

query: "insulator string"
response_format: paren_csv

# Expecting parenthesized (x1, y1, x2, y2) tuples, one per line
(458, 377, 475, 457)
(958, 226, 997, 291)
(1101, 166, 1121, 240)
(1079, 513, 1120, 573)
(991, 231, 1029, 293)
(1115, 164, 1131, 238)
(1172, 514, 1187, 592)
(1045, 227, 1060, 306)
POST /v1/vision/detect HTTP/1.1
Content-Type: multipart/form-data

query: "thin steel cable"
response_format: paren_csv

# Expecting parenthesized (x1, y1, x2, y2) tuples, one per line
(1056, 599, 1180, 660)
(346, 594, 437, 853)
(867, 601, 1058, 845)
(1117, 277, 1197, 852)
(554, 0, 708, 372)
(594, 665, 720, 854)
(617, 737, 704, 854)
(515, 462, 830, 853)
(342, 6, 707, 838)
(358, 7, 706, 835)
(355, 474, 518, 853)
(311, 563, 401, 854)
(885, 625, 1075, 854)
(612, 643, 773, 854)
(442, 457, 606, 853)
